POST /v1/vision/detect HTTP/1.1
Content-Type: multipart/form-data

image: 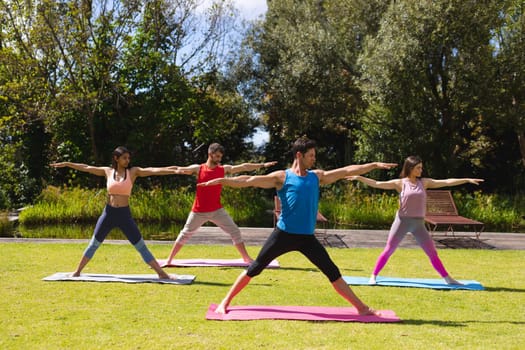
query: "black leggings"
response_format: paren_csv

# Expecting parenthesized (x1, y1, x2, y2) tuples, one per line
(247, 228, 341, 282)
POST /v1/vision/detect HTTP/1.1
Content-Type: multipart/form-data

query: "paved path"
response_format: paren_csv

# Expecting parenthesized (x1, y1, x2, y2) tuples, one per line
(1, 227, 524, 250)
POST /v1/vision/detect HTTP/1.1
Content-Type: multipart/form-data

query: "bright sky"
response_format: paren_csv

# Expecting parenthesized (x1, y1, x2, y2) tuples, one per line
(200, 1, 269, 146)
(199, 0, 267, 20)
(234, 0, 267, 20)
(229, 0, 269, 146)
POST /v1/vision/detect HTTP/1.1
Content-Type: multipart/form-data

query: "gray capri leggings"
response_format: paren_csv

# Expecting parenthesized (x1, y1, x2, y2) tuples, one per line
(247, 228, 341, 282)
(83, 205, 154, 263)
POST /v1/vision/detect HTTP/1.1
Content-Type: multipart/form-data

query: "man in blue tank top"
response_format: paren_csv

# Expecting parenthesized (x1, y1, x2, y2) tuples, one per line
(198, 137, 397, 315)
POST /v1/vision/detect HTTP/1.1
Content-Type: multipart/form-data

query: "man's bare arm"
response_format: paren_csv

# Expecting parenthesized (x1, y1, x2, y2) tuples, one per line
(225, 161, 278, 175)
(198, 171, 285, 189)
(319, 162, 397, 185)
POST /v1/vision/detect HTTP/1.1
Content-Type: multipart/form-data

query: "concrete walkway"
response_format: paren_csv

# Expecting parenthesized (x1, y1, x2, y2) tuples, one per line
(1, 226, 524, 250)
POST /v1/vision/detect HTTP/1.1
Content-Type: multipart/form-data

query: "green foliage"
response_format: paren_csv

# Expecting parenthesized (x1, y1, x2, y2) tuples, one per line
(0, 0, 257, 206)
(19, 186, 106, 224)
(355, 0, 524, 190)
(453, 191, 525, 232)
(19, 185, 524, 232)
(0, 116, 44, 209)
(221, 186, 273, 226)
(321, 184, 399, 229)
(230, 0, 524, 192)
(0, 213, 13, 237)
(320, 182, 524, 232)
(128, 186, 194, 222)
(234, 0, 388, 167)
(1, 0, 524, 209)
(19, 184, 272, 227)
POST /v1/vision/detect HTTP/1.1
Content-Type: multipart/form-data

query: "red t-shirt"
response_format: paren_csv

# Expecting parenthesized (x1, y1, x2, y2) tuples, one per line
(191, 164, 224, 212)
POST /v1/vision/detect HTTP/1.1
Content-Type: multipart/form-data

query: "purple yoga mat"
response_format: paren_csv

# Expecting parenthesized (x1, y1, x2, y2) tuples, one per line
(158, 258, 279, 268)
(206, 304, 401, 323)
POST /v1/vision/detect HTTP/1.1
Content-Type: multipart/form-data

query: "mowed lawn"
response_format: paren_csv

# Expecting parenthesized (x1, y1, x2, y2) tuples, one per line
(0, 242, 523, 349)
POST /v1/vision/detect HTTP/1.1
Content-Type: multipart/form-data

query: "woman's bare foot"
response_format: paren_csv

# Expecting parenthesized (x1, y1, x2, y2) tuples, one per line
(70, 272, 80, 277)
(444, 275, 463, 285)
(368, 274, 377, 285)
(158, 272, 177, 280)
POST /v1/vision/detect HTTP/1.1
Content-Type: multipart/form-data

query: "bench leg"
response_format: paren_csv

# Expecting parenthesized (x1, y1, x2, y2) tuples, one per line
(426, 223, 438, 238)
(475, 225, 485, 240)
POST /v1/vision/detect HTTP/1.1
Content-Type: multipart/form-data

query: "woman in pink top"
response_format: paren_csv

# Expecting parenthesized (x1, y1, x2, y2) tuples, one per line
(348, 156, 483, 285)
(51, 146, 182, 279)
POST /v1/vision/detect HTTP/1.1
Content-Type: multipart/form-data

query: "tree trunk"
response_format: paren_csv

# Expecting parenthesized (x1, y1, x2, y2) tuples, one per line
(86, 108, 99, 164)
(519, 130, 525, 167)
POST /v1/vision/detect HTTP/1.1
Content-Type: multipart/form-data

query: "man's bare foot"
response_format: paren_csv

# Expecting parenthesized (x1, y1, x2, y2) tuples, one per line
(243, 258, 254, 264)
(215, 301, 228, 314)
(70, 272, 80, 277)
(358, 306, 381, 316)
(444, 275, 463, 285)
(368, 274, 377, 285)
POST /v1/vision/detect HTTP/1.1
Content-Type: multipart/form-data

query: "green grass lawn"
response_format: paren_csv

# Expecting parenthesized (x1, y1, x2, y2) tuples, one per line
(1, 243, 523, 349)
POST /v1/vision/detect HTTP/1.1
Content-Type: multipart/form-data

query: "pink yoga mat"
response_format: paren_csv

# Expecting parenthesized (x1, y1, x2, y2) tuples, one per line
(205, 304, 400, 323)
(158, 258, 279, 268)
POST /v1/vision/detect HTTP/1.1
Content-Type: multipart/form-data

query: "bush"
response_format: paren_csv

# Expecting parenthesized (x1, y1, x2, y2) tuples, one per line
(18, 185, 525, 232)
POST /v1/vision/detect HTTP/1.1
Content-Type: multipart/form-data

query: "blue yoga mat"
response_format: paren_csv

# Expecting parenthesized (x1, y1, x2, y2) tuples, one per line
(343, 276, 484, 290)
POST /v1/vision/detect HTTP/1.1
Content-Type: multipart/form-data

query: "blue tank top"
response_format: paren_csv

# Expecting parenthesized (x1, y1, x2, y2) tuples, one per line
(276, 169, 319, 234)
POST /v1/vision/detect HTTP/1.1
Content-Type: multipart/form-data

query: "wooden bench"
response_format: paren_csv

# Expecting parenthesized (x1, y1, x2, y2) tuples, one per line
(425, 190, 484, 239)
(273, 196, 328, 235)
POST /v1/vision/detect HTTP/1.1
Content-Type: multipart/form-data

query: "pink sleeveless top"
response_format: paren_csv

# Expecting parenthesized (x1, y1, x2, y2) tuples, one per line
(398, 178, 426, 217)
(107, 169, 133, 196)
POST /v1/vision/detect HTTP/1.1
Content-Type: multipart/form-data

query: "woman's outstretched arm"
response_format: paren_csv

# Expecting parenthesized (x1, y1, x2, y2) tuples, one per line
(424, 178, 484, 189)
(50, 162, 108, 177)
(347, 176, 402, 191)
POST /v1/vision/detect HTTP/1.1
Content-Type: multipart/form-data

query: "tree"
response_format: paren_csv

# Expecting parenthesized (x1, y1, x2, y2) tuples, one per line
(230, 0, 389, 168)
(0, 0, 258, 205)
(493, 0, 525, 169)
(356, 0, 520, 190)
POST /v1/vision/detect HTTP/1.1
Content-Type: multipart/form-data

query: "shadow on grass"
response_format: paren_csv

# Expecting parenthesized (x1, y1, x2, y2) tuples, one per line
(193, 280, 273, 287)
(482, 286, 525, 293)
(272, 266, 327, 273)
(192, 280, 236, 287)
(402, 319, 525, 327)
(269, 266, 365, 273)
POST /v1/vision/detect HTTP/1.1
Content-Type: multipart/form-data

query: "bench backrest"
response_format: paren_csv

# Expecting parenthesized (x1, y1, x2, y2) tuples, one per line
(426, 190, 459, 216)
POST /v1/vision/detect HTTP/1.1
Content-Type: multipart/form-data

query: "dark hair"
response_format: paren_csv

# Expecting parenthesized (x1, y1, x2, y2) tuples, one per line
(111, 146, 131, 179)
(400, 156, 422, 178)
(291, 137, 316, 158)
(208, 143, 225, 154)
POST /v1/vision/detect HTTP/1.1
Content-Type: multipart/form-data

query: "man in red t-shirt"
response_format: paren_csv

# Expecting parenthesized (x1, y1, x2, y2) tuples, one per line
(164, 143, 276, 265)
